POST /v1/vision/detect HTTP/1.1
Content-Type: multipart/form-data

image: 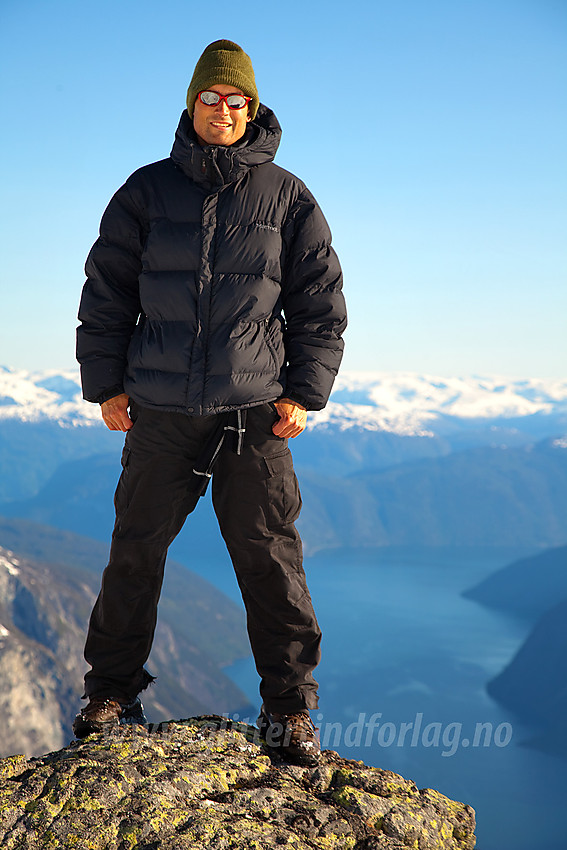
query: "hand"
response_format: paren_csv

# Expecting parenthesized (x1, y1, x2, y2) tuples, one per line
(272, 398, 307, 439)
(100, 393, 133, 431)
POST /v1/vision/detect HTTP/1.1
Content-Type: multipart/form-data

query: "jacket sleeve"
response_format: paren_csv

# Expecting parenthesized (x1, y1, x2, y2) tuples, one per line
(280, 187, 347, 410)
(76, 179, 145, 403)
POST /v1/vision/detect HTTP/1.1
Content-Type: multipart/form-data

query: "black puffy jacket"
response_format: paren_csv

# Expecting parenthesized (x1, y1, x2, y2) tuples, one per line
(77, 106, 346, 415)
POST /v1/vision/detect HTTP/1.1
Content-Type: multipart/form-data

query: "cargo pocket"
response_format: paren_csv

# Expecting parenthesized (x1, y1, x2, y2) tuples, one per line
(264, 450, 302, 526)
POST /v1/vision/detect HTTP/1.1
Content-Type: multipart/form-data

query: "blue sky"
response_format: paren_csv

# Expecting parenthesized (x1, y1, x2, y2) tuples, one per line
(1, 0, 565, 377)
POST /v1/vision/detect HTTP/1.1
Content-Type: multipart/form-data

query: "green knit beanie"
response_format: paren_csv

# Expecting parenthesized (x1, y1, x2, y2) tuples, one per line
(186, 40, 259, 120)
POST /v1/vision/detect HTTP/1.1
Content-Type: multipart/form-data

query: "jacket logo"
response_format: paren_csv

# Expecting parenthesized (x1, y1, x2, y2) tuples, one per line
(256, 222, 280, 233)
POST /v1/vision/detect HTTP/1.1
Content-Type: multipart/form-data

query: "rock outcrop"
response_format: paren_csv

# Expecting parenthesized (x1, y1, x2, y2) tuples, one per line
(0, 715, 476, 849)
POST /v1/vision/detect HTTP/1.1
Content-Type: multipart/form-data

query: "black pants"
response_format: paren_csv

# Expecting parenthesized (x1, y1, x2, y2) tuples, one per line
(83, 401, 321, 714)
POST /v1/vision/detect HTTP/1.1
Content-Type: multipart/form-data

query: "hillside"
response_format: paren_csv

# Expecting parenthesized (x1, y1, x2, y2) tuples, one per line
(0, 518, 253, 757)
(487, 596, 567, 760)
(463, 545, 567, 760)
(4, 436, 567, 557)
(463, 545, 567, 620)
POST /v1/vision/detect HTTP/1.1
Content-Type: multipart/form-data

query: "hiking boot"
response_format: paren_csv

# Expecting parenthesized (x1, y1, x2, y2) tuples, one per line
(257, 704, 320, 766)
(72, 696, 146, 739)
(119, 697, 147, 727)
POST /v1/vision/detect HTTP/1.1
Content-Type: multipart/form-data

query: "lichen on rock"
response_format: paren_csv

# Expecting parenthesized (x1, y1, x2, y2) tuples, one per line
(0, 715, 476, 849)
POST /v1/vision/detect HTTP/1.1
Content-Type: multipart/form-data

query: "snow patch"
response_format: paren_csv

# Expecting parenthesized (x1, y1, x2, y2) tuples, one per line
(0, 554, 20, 576)
(308, 402, 436, 436)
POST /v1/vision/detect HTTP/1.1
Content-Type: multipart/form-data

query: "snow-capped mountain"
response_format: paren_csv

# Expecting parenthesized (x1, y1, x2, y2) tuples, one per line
(1, 365, 566, 436)
(0, 367, 99, 425)
(316, 372, 567, 435)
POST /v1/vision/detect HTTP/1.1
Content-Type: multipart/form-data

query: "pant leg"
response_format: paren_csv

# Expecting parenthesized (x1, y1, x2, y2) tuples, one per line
(212, 402, 322, 715)
(83, 405, 220, 702)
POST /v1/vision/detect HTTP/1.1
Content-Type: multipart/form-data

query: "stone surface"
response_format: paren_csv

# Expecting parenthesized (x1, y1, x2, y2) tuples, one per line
(0, 715, 476, 849)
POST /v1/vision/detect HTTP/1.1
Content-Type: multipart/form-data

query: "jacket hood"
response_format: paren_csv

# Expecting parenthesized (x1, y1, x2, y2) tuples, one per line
(170, 103, 282, 189)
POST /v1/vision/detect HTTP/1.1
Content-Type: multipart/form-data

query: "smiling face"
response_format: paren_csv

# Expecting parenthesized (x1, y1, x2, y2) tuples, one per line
(192, 83, 251, 147)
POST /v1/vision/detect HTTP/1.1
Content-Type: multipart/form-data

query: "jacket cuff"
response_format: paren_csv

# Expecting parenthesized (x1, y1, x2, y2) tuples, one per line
(94, 385, 125, 405)
(281, 390, 311, 410)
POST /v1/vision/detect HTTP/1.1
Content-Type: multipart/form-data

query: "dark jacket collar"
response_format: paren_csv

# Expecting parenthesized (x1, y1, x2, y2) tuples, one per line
(170, 104, 282, 189)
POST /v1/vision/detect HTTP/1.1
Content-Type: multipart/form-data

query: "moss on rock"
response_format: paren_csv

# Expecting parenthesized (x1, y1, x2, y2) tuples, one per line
(0, 715, 475, 849)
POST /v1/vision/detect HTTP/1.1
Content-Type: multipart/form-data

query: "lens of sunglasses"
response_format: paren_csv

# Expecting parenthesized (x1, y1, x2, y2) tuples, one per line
(225, 95, 247, 108)
(199, 91, 248, 109)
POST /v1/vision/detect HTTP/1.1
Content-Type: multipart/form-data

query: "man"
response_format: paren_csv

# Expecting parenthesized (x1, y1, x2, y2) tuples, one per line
(74, 40, 346, 765)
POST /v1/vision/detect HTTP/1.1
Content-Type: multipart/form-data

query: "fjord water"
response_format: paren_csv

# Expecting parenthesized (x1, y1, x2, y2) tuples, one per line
(216, 546, 566, 850)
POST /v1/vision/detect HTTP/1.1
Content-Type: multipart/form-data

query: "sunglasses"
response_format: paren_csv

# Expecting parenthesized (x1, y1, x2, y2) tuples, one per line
(197, 90, 251, 110)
